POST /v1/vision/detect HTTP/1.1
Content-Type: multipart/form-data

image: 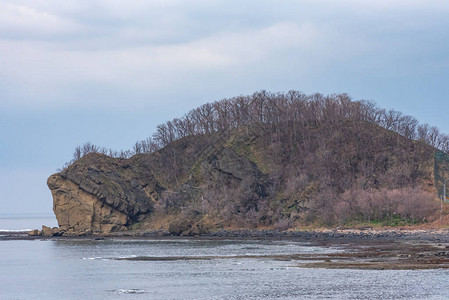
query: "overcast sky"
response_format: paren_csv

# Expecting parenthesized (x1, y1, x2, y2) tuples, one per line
(1, 0, 449, 215)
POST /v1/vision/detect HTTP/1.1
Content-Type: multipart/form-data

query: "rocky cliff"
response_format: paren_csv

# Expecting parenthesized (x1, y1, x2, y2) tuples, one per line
(47, 128, 448, 236)
(47, 93, 449, 236)
(47, 134, 271, 235)
(48, 154, 162, 235)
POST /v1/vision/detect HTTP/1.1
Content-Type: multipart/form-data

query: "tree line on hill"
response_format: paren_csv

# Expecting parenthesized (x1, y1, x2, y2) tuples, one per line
(70, 91, 449, 163)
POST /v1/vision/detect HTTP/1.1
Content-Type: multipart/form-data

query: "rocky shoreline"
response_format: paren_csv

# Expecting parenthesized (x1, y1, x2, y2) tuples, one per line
(193, 228, 449, 243)
(4, 228, 449, 270)
(2, 227, 449, 243)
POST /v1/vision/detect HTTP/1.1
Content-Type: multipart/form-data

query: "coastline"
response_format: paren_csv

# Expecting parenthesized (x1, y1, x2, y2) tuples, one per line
(3, 228, 449, 270)
(2, 227, 449, 242)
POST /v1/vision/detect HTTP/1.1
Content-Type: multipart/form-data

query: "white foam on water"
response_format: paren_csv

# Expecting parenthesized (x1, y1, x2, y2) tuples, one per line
(0, 229, 33, 232)
(115, 289, 146, 294)
(83, 255, 138, 260)
(118, 255, 137, 259)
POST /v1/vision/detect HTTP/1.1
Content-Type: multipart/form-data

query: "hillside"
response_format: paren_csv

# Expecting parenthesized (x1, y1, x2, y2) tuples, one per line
(47, 92, 449, 236)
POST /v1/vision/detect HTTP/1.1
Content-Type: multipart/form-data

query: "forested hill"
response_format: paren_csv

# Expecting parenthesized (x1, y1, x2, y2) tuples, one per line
(48, 92, 449, 236)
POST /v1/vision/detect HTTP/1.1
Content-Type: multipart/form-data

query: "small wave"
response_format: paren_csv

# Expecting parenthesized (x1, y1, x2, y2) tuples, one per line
(83, 257, 116, 261)
(83, 255, 138, 260)
(114, 289, 146, 294)
(0, 229, 33, 232)
(118, 255, 137, 259)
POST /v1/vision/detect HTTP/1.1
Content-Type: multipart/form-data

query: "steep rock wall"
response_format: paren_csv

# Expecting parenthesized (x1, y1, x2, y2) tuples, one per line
(47, 137, 270, 235)
(47, 153, 163, 235)
(48, 175, 129, 234)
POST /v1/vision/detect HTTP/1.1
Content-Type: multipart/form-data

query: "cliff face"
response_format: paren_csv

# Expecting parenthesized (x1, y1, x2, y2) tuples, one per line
(47, 154, 163, 235)
(47, 135, 270, 235)
(48, 175, 129, 235)
(48, 122, 447, 236)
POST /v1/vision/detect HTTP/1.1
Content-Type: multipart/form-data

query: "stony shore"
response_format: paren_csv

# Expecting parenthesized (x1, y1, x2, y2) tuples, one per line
(2, 227, 449, 243)
(3, 228, 449, 270)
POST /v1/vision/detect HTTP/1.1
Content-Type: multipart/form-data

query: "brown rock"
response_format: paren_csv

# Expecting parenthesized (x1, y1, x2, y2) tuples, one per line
(168, 219, 191, 236)
(190, 226, 200, 236)
(41, 225, 53, 237)
(47, 153, 158, 236)
(48, 174, 130, 235)
(27, 229, 41, 236)
(180, 230, 191, 236)
(51, 227, 63, 236)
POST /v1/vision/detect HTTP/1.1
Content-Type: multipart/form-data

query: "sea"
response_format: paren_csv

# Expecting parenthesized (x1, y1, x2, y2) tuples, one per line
(1, 215, 449, 299)
(0, 213, 58, 232)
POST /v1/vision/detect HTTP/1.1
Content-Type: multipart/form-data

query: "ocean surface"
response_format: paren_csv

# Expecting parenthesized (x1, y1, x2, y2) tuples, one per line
(0, 214, 57, 232)
(2, 232, 449, 300)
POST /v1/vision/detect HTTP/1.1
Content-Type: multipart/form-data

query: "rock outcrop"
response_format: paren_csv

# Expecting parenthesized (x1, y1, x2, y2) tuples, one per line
(47, 105, 449, 236)
(168, 219, 191, 236)
(47, 135, 270, 236)
(48, 154, 164, 235)
(27, 229, 40, 236)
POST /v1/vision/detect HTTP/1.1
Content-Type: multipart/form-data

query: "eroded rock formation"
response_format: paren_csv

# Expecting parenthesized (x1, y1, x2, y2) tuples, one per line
(47, 154, 163, 235)
(47, 123, 449, 236)
(47, 135, 270, 236)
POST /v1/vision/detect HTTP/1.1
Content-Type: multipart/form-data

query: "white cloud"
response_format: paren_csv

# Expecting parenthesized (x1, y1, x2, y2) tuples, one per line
(323, 0, 449, 10)
(0, 3, 82, 38)
(0, 21, 326, 108)
(198, 22, 321, 64)
(0, 0, 447, 110)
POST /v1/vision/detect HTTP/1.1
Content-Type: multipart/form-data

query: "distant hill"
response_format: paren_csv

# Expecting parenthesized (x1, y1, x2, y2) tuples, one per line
(47, 91, 449, 236)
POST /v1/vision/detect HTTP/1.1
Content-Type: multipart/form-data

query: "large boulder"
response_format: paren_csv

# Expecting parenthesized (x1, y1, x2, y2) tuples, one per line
(27, 229, 41, 236)
(168, 219, 192, 236)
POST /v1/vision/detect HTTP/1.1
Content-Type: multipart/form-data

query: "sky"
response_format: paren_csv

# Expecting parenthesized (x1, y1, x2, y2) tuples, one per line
(1, 0, 449, 215)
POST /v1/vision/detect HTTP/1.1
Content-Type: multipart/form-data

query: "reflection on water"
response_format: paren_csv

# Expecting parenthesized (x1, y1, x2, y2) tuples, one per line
(1, 238, 449, 299)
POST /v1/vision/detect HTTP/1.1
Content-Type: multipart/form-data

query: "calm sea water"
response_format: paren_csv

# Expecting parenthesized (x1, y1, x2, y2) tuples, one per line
(1, 236, 449, 299)
(0, 214, 57, 231)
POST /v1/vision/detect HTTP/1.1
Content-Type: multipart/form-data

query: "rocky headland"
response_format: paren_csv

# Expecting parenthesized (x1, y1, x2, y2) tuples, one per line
(41, 92, 449, 237)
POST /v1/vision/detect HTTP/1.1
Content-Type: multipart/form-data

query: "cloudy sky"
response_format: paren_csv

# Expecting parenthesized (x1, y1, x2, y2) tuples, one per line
(1, 0, 448, 215)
